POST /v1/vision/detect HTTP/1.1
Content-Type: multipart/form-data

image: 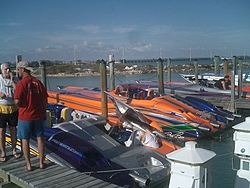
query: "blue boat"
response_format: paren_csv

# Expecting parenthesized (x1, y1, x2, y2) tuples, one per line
(43, 126, 137, 187)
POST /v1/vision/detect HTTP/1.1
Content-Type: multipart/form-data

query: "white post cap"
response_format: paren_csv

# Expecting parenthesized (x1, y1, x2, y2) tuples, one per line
(233, 117, 250, 131)
(166, 141, 216, 165)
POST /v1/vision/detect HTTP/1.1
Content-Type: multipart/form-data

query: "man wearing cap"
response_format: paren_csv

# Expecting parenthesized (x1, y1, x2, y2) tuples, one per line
(14, 61, 48, 170)
(0, 63, 20, 162)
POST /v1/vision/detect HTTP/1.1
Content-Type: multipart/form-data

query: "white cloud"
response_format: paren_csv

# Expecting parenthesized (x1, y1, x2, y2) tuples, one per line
(112, 26, 136, 34)
(43, 34, 80, 43)
(82, 41, 88, 47)
(36, 48, 42, 52)
(148, 26, 172, 35)
(76, 25, 100, 33)
(132, 44, 152, 52)
(97, 41, 106, 47)
(55, 45, 63, 49)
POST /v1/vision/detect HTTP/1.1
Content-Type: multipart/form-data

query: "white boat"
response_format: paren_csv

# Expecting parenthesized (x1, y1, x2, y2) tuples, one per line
(180, 73, 250, 86)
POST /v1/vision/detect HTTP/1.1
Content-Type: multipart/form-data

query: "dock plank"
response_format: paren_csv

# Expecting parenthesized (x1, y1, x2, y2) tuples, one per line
(1, 156, 38, 171)
(57, 176, 101, 188)
(30, 170, 77, 187)
(0, 146, 122, 188)
(20, 166, 70, 181)
(73, 178, 108, 188)
(43, 172, 85, 187)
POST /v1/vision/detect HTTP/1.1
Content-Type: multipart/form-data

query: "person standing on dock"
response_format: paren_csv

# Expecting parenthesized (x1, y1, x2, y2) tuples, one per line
(14, 61, 48, 171)
(214, 75, 231, 90)
(0, 63, 20, 162)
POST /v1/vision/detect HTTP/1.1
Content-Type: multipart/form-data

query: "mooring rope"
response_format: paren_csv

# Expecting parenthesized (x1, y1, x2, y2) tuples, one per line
(83, 164, 167, 175)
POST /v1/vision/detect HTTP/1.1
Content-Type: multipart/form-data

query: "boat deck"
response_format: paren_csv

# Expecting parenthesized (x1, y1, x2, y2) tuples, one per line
(0, 146, 122, 188)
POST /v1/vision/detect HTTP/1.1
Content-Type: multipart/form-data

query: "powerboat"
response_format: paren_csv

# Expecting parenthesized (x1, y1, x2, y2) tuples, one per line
(6, 114, 174, 187)
(50, 117, 173, 187)
(8, 100, 181, 187)
(180, 72, 250, 86)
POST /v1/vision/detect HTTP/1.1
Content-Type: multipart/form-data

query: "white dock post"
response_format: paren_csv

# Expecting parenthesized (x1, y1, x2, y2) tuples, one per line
(233, 117, 250, 188)
(166, 141, 216, 188)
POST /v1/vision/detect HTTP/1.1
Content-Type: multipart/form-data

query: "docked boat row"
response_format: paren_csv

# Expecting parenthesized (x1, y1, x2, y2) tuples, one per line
(46, 84, 241, 140)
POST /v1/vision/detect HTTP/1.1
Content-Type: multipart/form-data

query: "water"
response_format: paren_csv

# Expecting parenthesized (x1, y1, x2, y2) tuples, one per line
(46, 73, 185, 91)
(44, 72, 243, 188)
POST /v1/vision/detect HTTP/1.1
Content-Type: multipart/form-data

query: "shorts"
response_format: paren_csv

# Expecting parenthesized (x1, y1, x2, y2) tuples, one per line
(0, 111, 18, 128)
(17, 120, 44, 140)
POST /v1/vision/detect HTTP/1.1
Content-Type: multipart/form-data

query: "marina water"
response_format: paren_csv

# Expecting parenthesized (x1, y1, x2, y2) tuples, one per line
(44, 59, 250, 188)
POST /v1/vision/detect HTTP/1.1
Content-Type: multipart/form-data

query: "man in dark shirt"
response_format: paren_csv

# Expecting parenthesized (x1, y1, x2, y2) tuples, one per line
(214, 75, 231, 90)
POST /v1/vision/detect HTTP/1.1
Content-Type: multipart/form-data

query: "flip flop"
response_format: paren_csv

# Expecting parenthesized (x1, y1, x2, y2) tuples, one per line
(13, 153, 21, 159)
(0, 156, 6, 162)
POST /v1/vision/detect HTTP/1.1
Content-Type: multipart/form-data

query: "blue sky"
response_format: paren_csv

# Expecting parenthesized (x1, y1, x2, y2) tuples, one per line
(1, 0, 249, 63)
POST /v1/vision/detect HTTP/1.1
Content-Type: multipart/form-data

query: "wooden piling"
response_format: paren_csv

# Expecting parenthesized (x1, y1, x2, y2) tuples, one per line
(167, 58, 171, 83)
(214, 56, 220, 75)
(223, 59, 228, 76)
(109, 61, 115, 91)
(157, 58, 164, 95)
(40, 61, 47, 89)
(15, 55, 22, 77)
(194, 60, 198, 84)
(238, 58, 243, 72)
(232, 56, 237, 73)
(238, 58, 243, 98)
(100, 60, 108, 118)
(229, 70, 236, 112)
(238, 69, 242, 99)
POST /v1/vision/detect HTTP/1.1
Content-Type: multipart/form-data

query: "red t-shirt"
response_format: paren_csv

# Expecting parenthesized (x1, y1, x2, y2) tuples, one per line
(14, 76, 48, 120)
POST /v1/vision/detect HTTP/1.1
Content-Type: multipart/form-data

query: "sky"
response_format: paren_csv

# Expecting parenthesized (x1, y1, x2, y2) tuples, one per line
(1, 0, 250, 63)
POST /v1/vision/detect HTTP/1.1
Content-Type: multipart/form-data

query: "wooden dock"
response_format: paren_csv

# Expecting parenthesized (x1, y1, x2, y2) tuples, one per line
(193, 96, 250, 115)
(0, 146, 122, 188)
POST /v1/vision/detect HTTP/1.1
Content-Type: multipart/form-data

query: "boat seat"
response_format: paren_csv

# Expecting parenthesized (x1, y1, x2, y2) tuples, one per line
(145, 89, 154, 100)
(114, 86, 120, 95)
(137, 90, 144, 100)
(59, 107, 73, 122)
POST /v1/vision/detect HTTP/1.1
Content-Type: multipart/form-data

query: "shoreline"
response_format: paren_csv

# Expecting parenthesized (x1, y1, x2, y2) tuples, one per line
(35, 63, 250, 78)
(35, 68, 213, 78)
(36, 70, 147, 77)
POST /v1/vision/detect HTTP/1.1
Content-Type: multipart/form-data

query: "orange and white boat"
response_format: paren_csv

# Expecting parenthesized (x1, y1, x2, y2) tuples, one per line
(47, 85, 228, 140)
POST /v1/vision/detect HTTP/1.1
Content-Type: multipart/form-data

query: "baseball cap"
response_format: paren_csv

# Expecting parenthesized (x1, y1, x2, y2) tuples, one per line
(17, 61, 33, 72)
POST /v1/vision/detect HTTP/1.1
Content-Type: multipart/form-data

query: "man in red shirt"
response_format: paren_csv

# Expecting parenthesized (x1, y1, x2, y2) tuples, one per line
(14, 61, 48, 171)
